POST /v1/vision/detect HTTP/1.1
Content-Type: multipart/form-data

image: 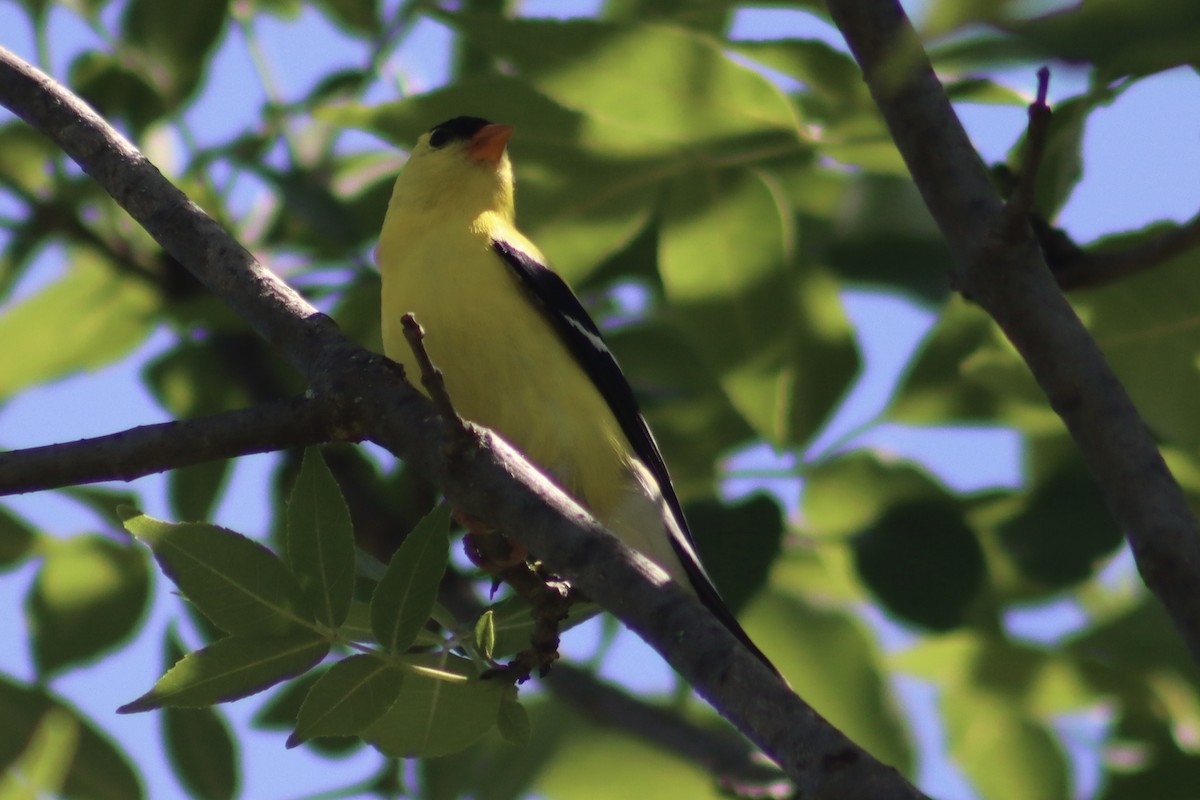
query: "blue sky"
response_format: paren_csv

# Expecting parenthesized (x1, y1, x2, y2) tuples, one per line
(1, 1, 1199, 797)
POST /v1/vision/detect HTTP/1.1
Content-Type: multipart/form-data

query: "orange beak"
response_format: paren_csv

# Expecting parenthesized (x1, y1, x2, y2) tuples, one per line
(469, 123, 513, 163)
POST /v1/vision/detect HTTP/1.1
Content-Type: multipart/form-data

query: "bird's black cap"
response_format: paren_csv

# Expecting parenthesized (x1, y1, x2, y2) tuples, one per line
(427, 116, 493, 148)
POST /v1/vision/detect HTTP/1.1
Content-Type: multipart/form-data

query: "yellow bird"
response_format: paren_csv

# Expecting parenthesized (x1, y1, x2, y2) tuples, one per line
(377, 116, 775, 673)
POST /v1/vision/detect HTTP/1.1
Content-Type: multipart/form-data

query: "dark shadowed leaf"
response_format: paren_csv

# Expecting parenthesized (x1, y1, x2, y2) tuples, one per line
(686, 494, 784, 613)
(168, 460, 233, 522)
(288, 654, 404, 747)
(162, 630, 239, 800)
(0, 504, 36, 569)
(997, 459, 1123, 589)
(361, 654, 504, 758)
(28, 534, 151, 676)
(370, 505, 450, 653)
(853, 500, 986, 631)
(287, 449, 357, 628)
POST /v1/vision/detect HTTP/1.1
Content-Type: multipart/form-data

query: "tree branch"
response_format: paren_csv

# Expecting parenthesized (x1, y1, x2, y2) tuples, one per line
(825, 0, 1200, 662)
(0, 395, 355, 494)
(0, 45, 928, 797)
(1054, 209, 1200, 289)
(543, 663, 789, 792)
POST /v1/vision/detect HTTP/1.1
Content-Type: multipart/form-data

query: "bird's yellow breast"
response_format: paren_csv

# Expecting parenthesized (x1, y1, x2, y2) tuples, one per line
(378, 212, 632, 516)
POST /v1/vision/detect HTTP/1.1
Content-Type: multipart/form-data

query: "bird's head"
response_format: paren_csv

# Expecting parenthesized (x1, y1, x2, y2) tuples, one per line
(388, 116, 516, 221)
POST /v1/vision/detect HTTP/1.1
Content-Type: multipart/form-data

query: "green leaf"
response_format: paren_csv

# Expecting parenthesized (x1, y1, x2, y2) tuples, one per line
(1005, 0, 1200, 80)
(69, 51, 169, 134)
(823, 174, 955, 303)
(496, 694, 531, 747)
(804, 451, 954, 538)
(122, 511, 313, 636)
(0, 675, 143, 800)
(288, 654, 404, 747)
(741, 589, 912, 774)
(313, 0, 379, 34)
(162, 630, 239, 800)
(122, 0, 230, 106)
(444, 15, 800, 151)
(0, 123, 61, 197)
(0, 505, 37, 569)
(483, 595, 599, 661)
(888, 297, 1050, 427)
(1071, 227, 1200, 446)
(605, 318, 755, 500)
(942, 688, 1070, 800)
(168, 460, 232, 522)
(370, 505, 451, 653)
(337, 600, 376, 643)
(361, 654, 504, 759)
(728, 38, 869, 111)
(143, 339, 257, 418)
(997, 459, 1123, 588)
(28, 534, 151, 676)
(0, 248, 157, 401)
(287, 449, 357, 628)
(118, 633, 329, 713)
(853, 499, 986, 631)
(686, 494, 783, 613)
(474, 610, 496, 662)
(659, 167, 856, 446)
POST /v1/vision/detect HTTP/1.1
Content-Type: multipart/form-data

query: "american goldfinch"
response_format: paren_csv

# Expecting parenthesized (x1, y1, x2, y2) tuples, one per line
(377, 116, 775, 673)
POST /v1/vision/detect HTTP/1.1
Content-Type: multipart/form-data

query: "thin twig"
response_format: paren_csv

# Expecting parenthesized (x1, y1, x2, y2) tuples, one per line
(1055, 210, 1200, 289)
(0, 395, 356, 495)
(400, 312, 462, 428)
(1003, 67, 1053, 238)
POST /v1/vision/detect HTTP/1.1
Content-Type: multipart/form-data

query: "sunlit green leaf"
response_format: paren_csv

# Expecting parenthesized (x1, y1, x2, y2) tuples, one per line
(0, 675, 143, 800)
(122, 511, 313, 636)
(0, 248, 157, 401)
(370, 505, 450, 654)
(942, 688, 1070, 800)
(119, 633, 329, 713)
(742, 590, 912, 772)
(660, 167, 856, 446)
(287, 449, 357, 628)
(444, 14, 800, 151)
(28, 534, 151, 676)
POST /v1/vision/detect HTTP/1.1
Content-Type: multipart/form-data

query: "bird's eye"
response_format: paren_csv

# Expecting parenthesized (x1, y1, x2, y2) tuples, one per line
(428, 128, 450, 149)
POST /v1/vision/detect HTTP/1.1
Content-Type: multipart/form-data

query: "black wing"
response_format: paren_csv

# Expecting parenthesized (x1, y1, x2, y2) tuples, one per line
(492, 240, 776, 673)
